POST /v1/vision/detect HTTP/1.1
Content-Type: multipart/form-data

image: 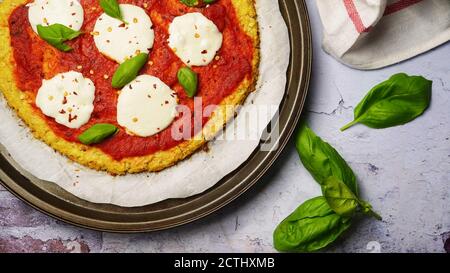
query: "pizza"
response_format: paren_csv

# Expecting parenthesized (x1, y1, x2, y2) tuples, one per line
(0, 0, 259, 174)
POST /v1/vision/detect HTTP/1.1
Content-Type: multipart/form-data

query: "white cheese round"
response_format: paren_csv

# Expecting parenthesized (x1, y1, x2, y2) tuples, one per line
(93, 4, 154, 63)
(117, 75, 178, 137)
(36, 71, 95, 129)
(168, 12, 223, 66)
(28, 0, 84, 34)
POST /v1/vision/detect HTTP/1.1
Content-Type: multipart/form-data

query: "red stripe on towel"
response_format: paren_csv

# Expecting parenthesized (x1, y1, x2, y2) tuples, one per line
(343, 0, 372, 33)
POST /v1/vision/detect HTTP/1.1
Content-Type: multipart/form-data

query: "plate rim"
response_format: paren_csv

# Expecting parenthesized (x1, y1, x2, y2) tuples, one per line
(0, 0, 312, 233)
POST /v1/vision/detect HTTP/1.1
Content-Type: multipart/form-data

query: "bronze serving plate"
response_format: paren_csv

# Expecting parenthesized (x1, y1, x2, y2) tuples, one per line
(0, 0, 312, 232)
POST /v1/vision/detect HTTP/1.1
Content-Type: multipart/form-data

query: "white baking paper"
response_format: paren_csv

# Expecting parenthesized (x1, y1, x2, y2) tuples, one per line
(0, 0, 290, 207)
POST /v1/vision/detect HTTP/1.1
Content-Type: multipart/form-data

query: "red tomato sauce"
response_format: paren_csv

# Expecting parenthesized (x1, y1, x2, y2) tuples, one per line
(8, 0, 255, 160)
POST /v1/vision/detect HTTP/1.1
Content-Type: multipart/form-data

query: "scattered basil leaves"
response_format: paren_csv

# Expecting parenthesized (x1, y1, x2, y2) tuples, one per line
(99, 0, 127, 24)
(341, 73, 432, 131)
(276, 72, 429, 252)
(274, 124, 382, 252)
(273, 197, 352, 252)
(78, 123, 118, 145)
(296, 123, 359, 196)
(177, 67, 198, 98)
(112, 53, 148, 89)
(36, 24, 82, 52)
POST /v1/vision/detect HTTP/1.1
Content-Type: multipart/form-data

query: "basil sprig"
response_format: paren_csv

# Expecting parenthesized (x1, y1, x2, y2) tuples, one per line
(321, 177, 360, 218)
(78, 124, 119, 145)
(322, 177, 381, 220)
(341, 73, 432, 131)
(296, 124, 359, 195)
(37, 24, 82, 52)
(180, 0, 217, 7)
(112, 53, 148, 89)
(274, 197, 351, 252)
(274, 124, 381, 252)
(297, 124, 381, 219)
(99, 0, 127, 24)
(177, 67, 198, 98)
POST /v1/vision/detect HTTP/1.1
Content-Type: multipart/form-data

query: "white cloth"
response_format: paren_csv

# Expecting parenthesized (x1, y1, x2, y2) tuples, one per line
(316, 0, 450, 70)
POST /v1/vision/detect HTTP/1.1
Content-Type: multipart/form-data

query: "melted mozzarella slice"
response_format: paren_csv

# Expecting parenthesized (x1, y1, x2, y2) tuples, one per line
(93, 4, 154, 63)
(168, 12, 223, 66)
(36, 71, 95, 129)
(117, 75, 178, 137)
(28, 0, 84, 34)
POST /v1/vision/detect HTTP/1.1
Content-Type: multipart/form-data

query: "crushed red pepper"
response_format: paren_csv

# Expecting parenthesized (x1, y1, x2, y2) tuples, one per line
(8, 0, 254, 160)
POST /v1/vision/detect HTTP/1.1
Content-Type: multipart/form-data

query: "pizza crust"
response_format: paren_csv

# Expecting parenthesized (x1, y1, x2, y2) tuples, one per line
(0, 0, 260, 175)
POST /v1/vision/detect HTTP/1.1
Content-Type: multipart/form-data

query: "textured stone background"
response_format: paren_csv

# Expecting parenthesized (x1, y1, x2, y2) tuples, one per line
(0, 2, 449, 253)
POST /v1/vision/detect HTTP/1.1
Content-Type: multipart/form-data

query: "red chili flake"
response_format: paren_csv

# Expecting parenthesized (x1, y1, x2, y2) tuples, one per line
(68, 114, 78, 122)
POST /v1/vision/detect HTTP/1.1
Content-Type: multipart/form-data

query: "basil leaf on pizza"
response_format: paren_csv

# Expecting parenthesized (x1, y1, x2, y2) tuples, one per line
(78, 124, 119, 145)
(177, 67, 198, 98)
(180, 0, 217, 7)
(36, 24, 82, 52)
(99, 0, 127, 24)
(112, 53, 149, 89)
(180, 0, 200, 7)
(1, 0, 259, 174)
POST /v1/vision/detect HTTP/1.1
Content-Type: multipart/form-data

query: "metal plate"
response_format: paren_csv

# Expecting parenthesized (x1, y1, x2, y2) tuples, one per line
(0, 0, 312, 232)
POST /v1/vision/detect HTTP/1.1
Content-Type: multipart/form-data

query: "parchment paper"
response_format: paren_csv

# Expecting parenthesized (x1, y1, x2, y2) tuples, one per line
(0, 0, 290, 207)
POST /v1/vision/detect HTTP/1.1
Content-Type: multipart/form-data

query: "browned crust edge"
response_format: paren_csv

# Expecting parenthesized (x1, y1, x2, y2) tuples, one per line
(0, 0, 260, 175)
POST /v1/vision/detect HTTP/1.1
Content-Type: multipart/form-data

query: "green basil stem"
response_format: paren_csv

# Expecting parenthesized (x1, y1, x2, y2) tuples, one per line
(359, 200, 382, 221)
(340, 120, 359, 131)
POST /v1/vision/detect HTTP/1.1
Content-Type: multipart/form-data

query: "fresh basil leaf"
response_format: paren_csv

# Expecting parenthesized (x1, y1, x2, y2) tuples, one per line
(99, 0, 126, 23)
(321, 176, 360, 217)
(36, 24, 82, 52)
(78, 123, 118, 145)
(273, 197, 352, 252)
(180, 0, 199, 6)
(341, 73, 432, 131)
(296, 123, 359, 196)
(112, 53, 148, 89)
(177, 67, 198, 98)
(322, 177, 382, 220)
(179, 0, 216, 7)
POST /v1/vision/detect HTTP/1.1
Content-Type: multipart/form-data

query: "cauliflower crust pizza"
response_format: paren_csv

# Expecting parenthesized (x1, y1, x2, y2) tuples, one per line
(0, 0, 259, 174)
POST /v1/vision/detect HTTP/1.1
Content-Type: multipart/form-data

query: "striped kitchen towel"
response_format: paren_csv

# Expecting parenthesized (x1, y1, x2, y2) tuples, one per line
(316, 0, 450, 69)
